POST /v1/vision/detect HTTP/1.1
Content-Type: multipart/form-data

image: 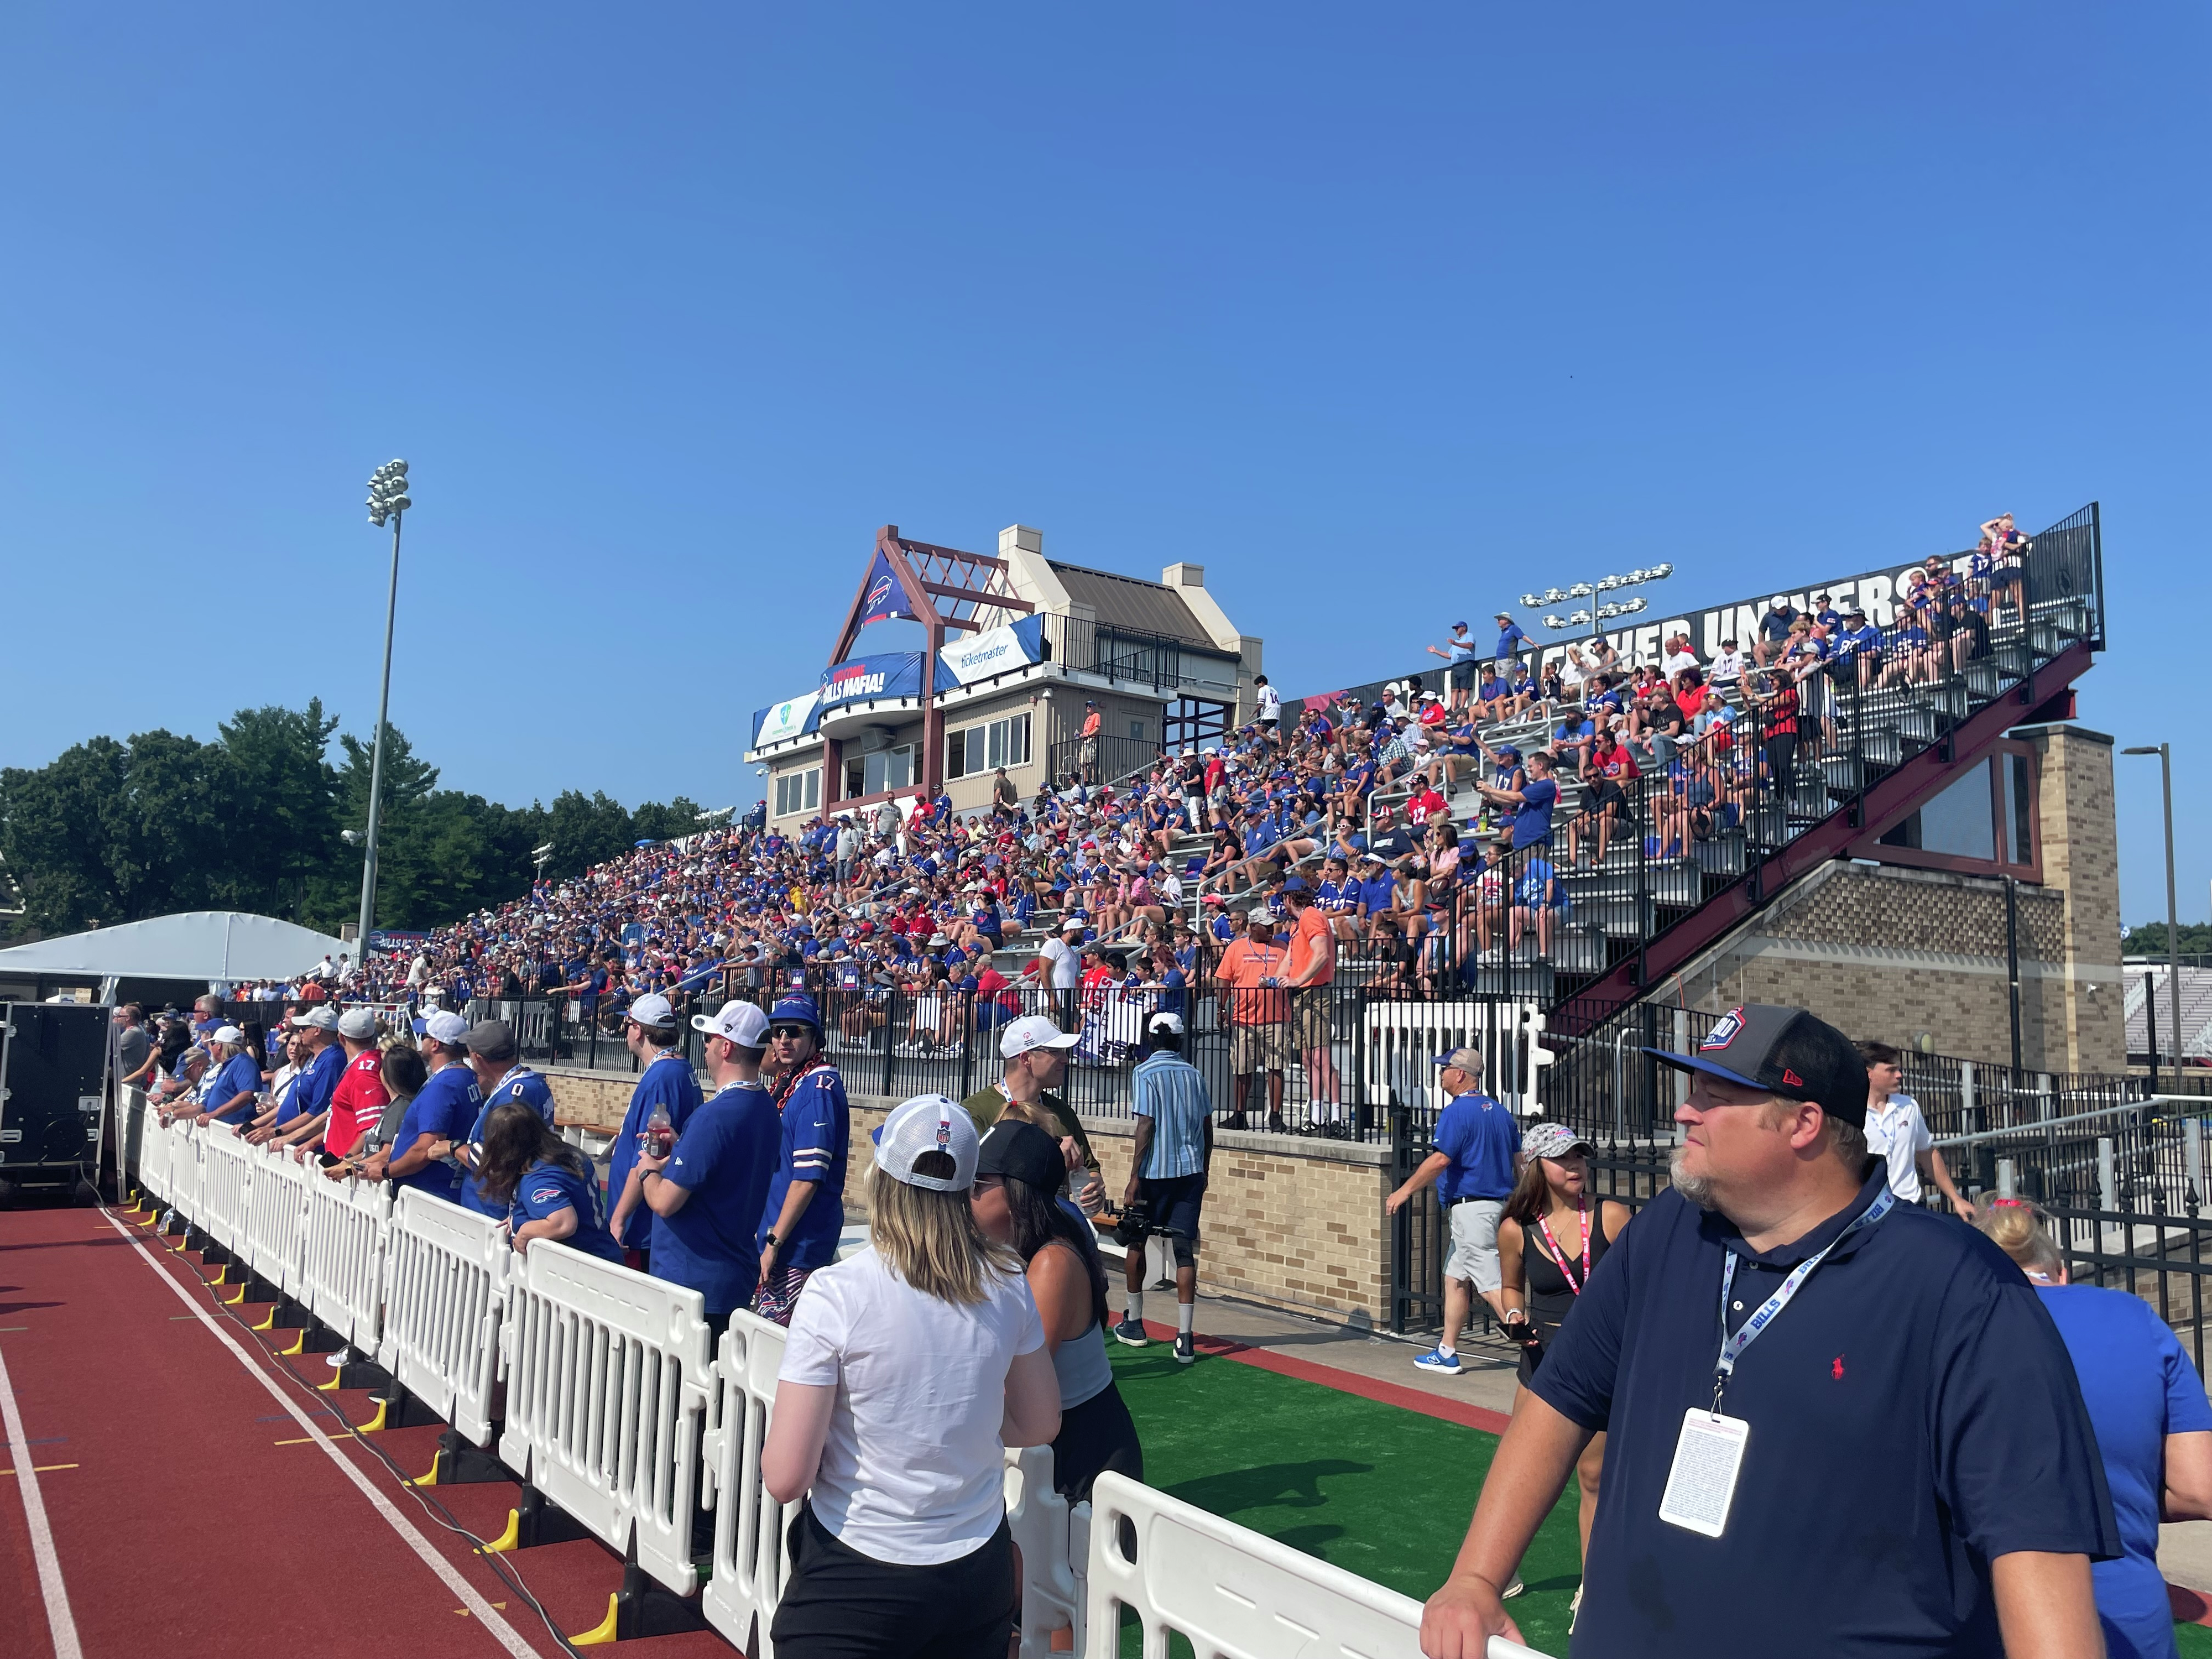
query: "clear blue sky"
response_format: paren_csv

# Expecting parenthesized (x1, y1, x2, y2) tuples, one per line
(4, 4, 2205, 930)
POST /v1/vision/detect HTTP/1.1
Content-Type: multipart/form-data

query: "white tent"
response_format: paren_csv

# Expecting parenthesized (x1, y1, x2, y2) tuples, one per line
(0, 911, 351, 985)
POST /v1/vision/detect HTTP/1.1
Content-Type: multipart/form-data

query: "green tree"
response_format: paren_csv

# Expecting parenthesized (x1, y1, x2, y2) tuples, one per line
(543, 790, 637, 879)
(215, 700, 340, 921)
(630, 796, 708, 844)
(2123, 921, 2212, 960)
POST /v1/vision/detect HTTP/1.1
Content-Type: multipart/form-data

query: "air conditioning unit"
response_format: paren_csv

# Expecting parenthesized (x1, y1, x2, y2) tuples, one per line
(847, 726, 897, 755)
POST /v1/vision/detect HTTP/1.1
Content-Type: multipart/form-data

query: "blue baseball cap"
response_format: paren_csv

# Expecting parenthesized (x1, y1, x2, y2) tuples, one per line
(769, 992, 821, 1032)
(1280, 875, 1311, 894)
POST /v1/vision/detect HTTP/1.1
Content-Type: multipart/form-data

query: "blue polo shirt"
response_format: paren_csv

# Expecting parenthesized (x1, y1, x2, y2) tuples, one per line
(205, 1053, 264, 1124)
(388, 1064, 481, 1203)
(279, 1042, 346, 1126)
(1511, 778, 1558, 848)
(608, 1053, 705, 1251)
(460, 1066, 559, 1217)
(759, 1062, 849, 1271)
(1531, 1168, 2119, 1658)
(1430, 1090, 1516, 1202)
(2036, 1284, 2212, 1659)
(651, 1081, 780, 1322)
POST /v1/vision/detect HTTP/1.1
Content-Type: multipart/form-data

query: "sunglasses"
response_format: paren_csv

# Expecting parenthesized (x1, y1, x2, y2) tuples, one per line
(768, 1025, 813, 1040)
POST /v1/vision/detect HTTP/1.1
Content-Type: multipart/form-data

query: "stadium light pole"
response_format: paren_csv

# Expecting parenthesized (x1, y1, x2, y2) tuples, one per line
(1524, 563, 1676, 660)
(357, 460, 411, 961)
(2122, 743, 2183, 1095)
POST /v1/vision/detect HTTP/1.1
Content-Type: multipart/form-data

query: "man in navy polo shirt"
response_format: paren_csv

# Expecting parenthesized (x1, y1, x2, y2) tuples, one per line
(605, 992, 706, 1269)
(1418, 1003, 2116, 1659)
(1385, 1046, 1520, 1378)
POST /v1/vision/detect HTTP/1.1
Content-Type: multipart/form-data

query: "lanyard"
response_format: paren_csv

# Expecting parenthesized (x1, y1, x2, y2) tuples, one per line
(1537, 1196, 1592, 1297)
(1713, 1185, 1893, 1412)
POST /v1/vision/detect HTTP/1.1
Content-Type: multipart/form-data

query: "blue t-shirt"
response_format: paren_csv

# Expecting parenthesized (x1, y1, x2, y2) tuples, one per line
(759, 1063, 850, 1271)
(1530, 1173, 2120, 1658)
(388, 1065, 482, 1203)
(1431, 1091, 1517, 1202)
(608, 1053, 705, 1251)
(460, 1067, 559, 1217)
(280, 1043, 346, 1126)
(509, 1154, 622, 1264)
(1512, 777, 1558, 849)
(651, 1081, 780, 1320)
(2038, 1284, 2212, 1659)
(205, 1053, 264, 1124)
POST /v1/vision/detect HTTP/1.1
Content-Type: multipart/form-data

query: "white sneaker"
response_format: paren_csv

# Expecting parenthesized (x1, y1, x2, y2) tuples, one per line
(325, 1347, 353, 1369)
(1502, 1574, 1525, 1599)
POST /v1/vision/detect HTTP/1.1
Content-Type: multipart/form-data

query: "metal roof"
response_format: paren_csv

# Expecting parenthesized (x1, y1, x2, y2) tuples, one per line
(1046, 561, 1225, 651)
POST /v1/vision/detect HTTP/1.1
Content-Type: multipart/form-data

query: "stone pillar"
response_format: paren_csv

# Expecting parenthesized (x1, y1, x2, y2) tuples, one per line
(2018, 723, 2125, 1073)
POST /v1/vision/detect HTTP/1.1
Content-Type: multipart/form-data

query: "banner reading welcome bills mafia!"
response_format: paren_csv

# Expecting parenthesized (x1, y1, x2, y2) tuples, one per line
(818, 651, 925, 708)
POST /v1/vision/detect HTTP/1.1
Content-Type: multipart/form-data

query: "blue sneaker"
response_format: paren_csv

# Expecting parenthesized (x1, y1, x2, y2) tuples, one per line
(1413, 1347, 1462, 1374)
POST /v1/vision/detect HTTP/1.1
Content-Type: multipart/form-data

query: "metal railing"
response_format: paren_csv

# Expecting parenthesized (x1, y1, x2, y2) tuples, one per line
(1044, 733, 1162, 792)
(1036, 613, 1241, 701)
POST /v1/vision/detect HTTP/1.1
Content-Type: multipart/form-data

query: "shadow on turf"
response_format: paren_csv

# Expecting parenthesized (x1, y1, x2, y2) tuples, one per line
(1166, 1458, 1372, 1518)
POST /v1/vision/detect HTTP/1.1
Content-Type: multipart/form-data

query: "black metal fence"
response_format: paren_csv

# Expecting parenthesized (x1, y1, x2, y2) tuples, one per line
(1044, 733, 1161, 794)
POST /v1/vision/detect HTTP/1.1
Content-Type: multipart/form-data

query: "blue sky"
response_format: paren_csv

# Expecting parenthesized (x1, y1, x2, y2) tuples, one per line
(3, 4, 2205, 928)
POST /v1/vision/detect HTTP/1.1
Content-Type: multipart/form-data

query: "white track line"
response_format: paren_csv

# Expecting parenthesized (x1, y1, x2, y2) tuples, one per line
(0, 1330, 82, 1659)
(98, 1212, 540, 1659)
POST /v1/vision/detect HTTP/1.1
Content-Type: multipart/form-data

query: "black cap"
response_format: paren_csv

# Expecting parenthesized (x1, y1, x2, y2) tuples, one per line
(1645, 1003, 1867, 1128)
(975, 1119, 1067, 1193)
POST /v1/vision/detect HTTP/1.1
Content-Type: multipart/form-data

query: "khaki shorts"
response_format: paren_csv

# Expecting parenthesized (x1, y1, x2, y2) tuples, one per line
(1291, 987, 1333, 1052)
(1446, 1199, 1504, 1292)
(1230, 1022, 1290, 1074)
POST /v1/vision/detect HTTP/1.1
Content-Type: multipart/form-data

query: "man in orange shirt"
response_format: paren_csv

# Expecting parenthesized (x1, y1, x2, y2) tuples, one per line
(1078, 700, 1103, 784)
(1279, 878, 1343, 1136)
(1215, 908, 1288, 1132)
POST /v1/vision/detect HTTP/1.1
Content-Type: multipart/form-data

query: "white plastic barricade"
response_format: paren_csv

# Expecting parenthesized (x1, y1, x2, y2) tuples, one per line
(1006, 1443, 1089, 1657)
(300, 1170, 392, 1351)
(197, 1129, 254, 1254)
(500, 1239, 713, 1597)
(242, 1144, 312, 1297)
(136, 1107, 171, 1205)
(702, 1310, 800, 1659)
(168, 1120, 204, 1228)
(376, 1189, 510, 1448)
(1363, 998, 1554, 1116)
(1087, 1472, 1553, 1659)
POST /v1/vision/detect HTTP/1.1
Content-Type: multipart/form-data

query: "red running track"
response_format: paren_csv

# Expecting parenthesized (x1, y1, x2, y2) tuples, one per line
(0, 1202, 732, 1659)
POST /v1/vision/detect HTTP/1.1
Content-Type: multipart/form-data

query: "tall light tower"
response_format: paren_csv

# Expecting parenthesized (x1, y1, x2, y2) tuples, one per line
(1522, 563, 1676, 660)
(357, 460, 411, 959)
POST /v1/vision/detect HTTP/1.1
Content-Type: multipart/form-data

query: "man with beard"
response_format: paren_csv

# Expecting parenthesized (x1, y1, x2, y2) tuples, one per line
(1416, 1004, 2115, 1659)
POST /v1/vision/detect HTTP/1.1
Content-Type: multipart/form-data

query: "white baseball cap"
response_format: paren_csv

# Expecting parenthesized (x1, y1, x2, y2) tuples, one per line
(424, 1010, 472, 1046)
(336, 1008, 379, 1039)
(1147, 1011, 1185, 1036)
(873, 1093, 978, 1192)
(211, 1024, 244, 1045)
(1000, 1014, 1080, 1061)
(693, 1001, 770, 1048)
(627, 992, 676, 1029)
(290, 1006, 340, 1031)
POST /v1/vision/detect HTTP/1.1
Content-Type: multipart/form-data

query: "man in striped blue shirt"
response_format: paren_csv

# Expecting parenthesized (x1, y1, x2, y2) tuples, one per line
(1114, 1011, 1213, 1366)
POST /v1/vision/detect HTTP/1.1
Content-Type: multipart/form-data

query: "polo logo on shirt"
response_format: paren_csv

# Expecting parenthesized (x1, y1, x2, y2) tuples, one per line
(1702, 1008, 1745, 1051)
(1832, 1355, 1845, 1381)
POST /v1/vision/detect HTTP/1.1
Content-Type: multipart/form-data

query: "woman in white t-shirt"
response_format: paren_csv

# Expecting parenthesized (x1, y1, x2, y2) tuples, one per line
(763, 1092, 1062, 1658)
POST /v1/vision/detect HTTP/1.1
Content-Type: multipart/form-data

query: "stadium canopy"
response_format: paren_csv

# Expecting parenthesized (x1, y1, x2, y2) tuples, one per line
(0, 911, 349, 984)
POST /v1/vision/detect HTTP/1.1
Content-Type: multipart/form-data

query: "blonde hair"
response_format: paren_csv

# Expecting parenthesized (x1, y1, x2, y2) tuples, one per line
(1976, 1199, 2064, 1279)
(867, 1161, 1022, 1305)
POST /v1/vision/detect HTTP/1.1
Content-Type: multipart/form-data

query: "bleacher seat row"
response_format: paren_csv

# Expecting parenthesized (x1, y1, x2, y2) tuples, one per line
(129, 1110, 1547, 1659)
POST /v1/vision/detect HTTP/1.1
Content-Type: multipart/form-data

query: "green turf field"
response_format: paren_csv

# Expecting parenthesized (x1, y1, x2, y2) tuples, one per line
(1110, 1338, 2212, 1657)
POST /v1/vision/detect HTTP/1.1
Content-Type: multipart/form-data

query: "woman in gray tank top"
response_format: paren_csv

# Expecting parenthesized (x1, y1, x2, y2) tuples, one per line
(971, 1120, 1144, 1500)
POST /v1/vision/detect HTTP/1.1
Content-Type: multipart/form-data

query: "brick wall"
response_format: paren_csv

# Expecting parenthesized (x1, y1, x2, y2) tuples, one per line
(539, 1068, 1395, 1329)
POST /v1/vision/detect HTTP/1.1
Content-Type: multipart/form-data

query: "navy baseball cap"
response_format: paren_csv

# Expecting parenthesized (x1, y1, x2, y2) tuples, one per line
(769, 992, 821, 1032)
(1280, 875, 1312, 896)
(1645, 1003, 1867, 1128)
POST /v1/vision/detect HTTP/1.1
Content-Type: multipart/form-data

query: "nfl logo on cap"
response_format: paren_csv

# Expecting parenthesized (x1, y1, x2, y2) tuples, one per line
(1702, 1007, 1745, 1051)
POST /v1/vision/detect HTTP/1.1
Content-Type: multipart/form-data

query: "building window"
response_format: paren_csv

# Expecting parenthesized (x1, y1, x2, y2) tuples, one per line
(774, 767, 821, 818)
(846, 743, 916, 799)
(946, 713, 1031, 779)
(1127, 718, 1147, 744)
(1870, 742, 2040, 878)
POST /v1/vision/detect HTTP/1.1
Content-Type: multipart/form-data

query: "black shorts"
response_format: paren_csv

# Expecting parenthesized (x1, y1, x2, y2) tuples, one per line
(1051, 1380, 1144, 1503)
(1139, 1173, 1206, 1243)
(770, 1501, 1015, 1659)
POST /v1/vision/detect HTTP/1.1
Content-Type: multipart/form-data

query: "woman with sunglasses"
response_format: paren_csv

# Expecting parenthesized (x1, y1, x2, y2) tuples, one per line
(1498, 1122, 1635, 1585)
(969, 1118, 1144, 1503)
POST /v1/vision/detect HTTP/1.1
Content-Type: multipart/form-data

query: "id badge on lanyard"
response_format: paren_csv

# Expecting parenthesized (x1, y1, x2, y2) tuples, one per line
(1657, 1185, 1893, 1541)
